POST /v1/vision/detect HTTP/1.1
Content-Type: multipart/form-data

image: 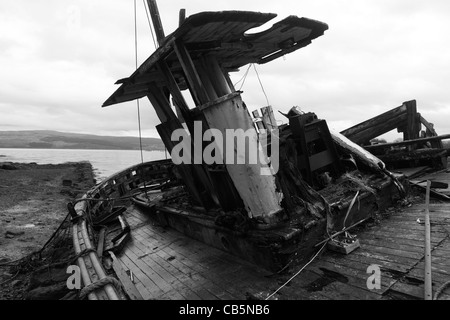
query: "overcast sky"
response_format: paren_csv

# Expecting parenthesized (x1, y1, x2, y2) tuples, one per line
(1, 0, 449, 141)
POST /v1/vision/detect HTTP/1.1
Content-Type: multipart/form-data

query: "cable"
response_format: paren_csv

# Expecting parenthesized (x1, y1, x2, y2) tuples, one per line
(133, 0, 150, 199)
(265, 241, 327, 300)
(133, 0, 145, 166)
(253, 64, 270, 107)
(142, 0, 158, 50)
(235, 63, 252, 90)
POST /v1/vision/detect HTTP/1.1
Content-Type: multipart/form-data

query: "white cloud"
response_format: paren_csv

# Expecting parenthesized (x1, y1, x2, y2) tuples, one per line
(1, 0, 449, 140)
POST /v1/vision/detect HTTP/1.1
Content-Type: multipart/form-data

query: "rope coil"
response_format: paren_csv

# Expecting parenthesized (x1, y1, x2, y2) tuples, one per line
(79, 276, 123, 300)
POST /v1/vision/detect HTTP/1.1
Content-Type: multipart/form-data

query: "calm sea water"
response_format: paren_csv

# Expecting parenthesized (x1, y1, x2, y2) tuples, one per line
(0, 148, 168, 182)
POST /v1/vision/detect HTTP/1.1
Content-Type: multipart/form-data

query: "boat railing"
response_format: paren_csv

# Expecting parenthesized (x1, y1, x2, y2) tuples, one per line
(70, 158, 174, 300)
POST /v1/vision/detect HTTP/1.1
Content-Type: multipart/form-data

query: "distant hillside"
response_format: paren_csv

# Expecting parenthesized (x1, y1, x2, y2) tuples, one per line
(0, 130, 165, 151)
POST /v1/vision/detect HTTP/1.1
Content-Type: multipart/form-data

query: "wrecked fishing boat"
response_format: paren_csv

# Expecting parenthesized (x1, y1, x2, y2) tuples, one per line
(68, 3, 449, 300)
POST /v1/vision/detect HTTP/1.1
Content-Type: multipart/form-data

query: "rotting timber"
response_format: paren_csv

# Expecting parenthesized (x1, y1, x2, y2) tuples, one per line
(341, 100, 450, 171)
(68, 8, 443, 300)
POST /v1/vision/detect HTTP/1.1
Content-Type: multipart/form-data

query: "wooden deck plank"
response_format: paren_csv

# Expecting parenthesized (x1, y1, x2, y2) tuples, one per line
(132, 239, 203, 288)
(109, 251, 144, 300)
(116, 195, 450, 300)
(359, 229, 446, 244)
(135, 282, 154, 300)
(351, 250, 417, 271)
(124, 247, 175, 294)
(357, 243, 424, 260)
(270, 269, 346, 300)
(304, 262, 386, 298)
(314, 256, 398, 289)
(322, 251, 411, 274)
(371, 220, 449, 234)
(118, 253, 161, 298)
(125, 239, 209, 300)
(357, 236, 442, 255)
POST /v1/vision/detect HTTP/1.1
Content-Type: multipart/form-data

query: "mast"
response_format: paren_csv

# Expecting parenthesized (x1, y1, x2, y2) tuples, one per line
(146, 0, 165, 46)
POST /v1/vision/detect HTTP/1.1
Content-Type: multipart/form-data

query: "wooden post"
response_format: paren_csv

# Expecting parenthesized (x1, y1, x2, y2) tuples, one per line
(420, 114, 443, 149)
(147, 0, 165, 46)
(424, 180, 432, 300)
(202, 55, 232, 97)
(174, 41, 210, 105)
(260, 106, 278, 130)
(252, 110, 265, 130)
(404, 100, 420, 150)
(179, 9, 186, 26)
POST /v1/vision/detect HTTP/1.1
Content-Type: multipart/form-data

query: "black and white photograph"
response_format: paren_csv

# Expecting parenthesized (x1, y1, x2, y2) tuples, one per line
(1, 0, 449, 311)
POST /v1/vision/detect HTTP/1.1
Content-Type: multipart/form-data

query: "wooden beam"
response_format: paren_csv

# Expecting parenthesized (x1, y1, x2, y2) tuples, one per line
(252, 110, 265, 130)
(364, 134, 450, 150)
(147, 85, 179, 124)
(146, 0, 165, 46)
(261, 106, 278, 129)
(404, 100, 420, 144)
(179, 9, 186, 26)
(174, 40, 210, 105)
(109, 251, 143, 300)
(201, 55, 232, 97)
(96, 227, 106, 259)
(420, 114, 443, 149)
(156, 61, 192, 122)
(341, 104, 408, 145)
(194, 60, 219, 100)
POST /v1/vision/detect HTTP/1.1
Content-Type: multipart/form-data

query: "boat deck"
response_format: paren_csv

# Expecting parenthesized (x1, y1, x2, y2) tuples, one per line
(117, 180, 450, 300)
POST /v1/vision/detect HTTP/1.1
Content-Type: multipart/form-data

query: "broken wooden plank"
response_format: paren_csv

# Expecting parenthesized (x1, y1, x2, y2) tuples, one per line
(404, 100, 420, 143)
(260, 106, 278, 130)
(97, 227, 106, 259)
(340, 103, 408, 145)
(364, 134, 450, 150)
(394, 166, 429, 179)
(419, 114, 443, 149)
(109, 251, 144, 300)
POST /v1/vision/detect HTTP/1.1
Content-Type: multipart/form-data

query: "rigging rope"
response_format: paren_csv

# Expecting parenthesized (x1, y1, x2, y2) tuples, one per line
(235, 63, 252, 91)
(234, 63, 271, 108)
(253, 64, 270, 107)
(142, 0, 158, 50)
(265, 241, 327, 300)
(134, 0, 145, 165)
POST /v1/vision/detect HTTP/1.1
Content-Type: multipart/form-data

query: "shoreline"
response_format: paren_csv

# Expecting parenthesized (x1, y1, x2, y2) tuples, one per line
(0, 161, 96, 299)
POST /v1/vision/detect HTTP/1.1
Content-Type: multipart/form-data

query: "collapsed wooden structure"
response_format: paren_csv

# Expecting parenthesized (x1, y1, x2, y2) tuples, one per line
(97, 6, 411, 272)
(341, 100, 450, 170)
(67, 3, 450, 300)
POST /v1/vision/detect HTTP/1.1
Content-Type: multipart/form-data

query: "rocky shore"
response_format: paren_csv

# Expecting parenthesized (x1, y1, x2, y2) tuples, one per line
(0, 161, 96, 299)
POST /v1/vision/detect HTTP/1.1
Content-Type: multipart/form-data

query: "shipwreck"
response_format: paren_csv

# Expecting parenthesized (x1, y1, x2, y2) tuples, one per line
(67, 2, 449, 300)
